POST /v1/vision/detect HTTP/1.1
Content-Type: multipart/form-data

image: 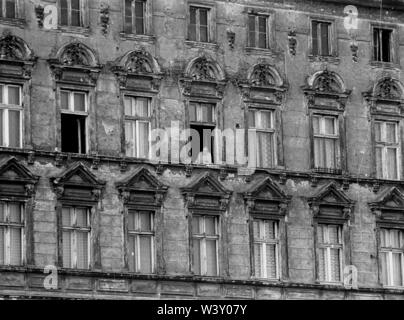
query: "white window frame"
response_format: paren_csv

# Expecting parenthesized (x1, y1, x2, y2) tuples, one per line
(380, 228, 404, 288)
(247, 14, 269, 49)
(0, 202, 24, 266)
(124, 95, 152, 159)
(375, 121, 401, 180)
(253, 219, 280, 280)
(317, 224, 343, 284)
(248, 109, 277, 168)
(192, 215, 220, 277)
(61, 206, 91, 270)
(313, 115, 340, 170)
(127, 210, 155, 274)
(0, 83, 23, 148)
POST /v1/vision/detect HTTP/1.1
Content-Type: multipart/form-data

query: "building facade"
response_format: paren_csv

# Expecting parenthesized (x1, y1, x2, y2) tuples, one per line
(0, 0, 403, 300)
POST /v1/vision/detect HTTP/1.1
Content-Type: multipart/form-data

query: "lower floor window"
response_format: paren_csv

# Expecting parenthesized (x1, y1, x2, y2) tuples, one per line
(0, 202, 24, 266)
(253, 219, 280, 279)
(61, 114, 87, 154)
(192, 215, 219, 276)
(380, 228, 404, 287)
(61, 207, 91, 270)
(317, 224, 343, 283)
(127, 210, 155, 274)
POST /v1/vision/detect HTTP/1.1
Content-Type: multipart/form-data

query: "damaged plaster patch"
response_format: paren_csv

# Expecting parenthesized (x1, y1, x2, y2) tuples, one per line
(102, 121, 115, 135)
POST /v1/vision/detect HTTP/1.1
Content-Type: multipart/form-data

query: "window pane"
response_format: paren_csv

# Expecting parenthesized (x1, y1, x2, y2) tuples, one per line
(128, 212, 136, 231)
(324, 138, 336, 169)
(125, 121, 136, 157)
(380, 229, 389, 248)
(374, 29, 381, 61)
(266, 244, 277, 279)
(317, 225, 325, 244)
(9, 228, 21, 266)
(260, 111, 272, 129)
(254, 243, 262, 278)
(257, 132, 273, 168)
(8, 110, 21, 148)
(62, 231, 72, 268)
(382, 29, 391, 62)
(199, 9, 208, 26)
(128, 236, 136, 272)
(328, 225, 340, 244)
(330, 248, 341, 282)
(189, 104, 197, 122)
(189, 7, 197, 41)
(312, 21, 319, 55)
(380, 251, 389, 285)
(392, 253, 403, 287)
(135, 98, 149, 117)
(9, 203, 21, 223)
(314, 138, 324, 168)
(0, 85, 3, 103)
(200, 26, 208, 43)
(192, 216, 201, 235)
(135, 1, 145, 34)
(0, 203, 4, 222)
(386, 123, 397, 144)
(249, 111, 256, 128)
(125, 0, 133, 33)
(258, 16, 267, 49)
(137, 121, 150, 158)
(205, 216, 216, 236)
(391, 230, 401, 248)
(61, 91, 69, 110)
(139, 235, 152, 273)
(320, 23, 330, 56)
(206, 239, 217, 276)
(201, 104, 213, 123)
(76, 208, 88, 228)
(324, 118, 336, 135)
(8, 86, 20, 105)
(139, 212, 152, 232)
(386, 148, 398, 180)
(248, 15, 256, 47)
(192, 239, 201, 275)
(62, 208, 73, 227)
(318, 248, 327, 281)
(313, 117, 320, 135)
(0, 109, 4, 146)
(71, 0, 81, 27)
(5, 0, 16, 19)
(375, 122, 382, 142)
(0, 227, 4, 265)
(76, 232, 89, 269)
(60, 0, 68, 26)
(376, 147, 383, 179)
(74, 93, 86, 112)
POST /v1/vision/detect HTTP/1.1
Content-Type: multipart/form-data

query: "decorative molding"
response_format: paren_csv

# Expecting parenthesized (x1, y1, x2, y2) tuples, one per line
(35, 5, 45, 28)
(100, 4, 110, 36)
(288, 30, 297, 56)
(369, 187, 404, 225)
(227, 31, 235, 50)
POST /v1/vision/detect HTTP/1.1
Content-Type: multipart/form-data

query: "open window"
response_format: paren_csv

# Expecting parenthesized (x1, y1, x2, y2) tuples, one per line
(373, 28, 393, 63)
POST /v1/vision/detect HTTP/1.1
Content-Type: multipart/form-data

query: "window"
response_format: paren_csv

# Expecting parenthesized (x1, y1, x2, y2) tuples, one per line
(60, 90, 87, 154)
(192, 215, 219, 277)
(189, 102, 216, 164)
(313, 115, 340, 171)
(248, 14, 268, 49)
(312, 20, 331, 56)
(127, 210, 155, 274)
(60, 0, 83, 27)
(0, 84, 22, 148)
(380, 228, 404, 287)
(0, 202, 24, 266)
(0, 0, 17, 19)
(253, 219, 279, 280)
(249, 109, 276, 168)
(374, 28, 392, 63)
(188, 6, 209, 42)
(124, 96, 151, 159)
(317, 224, 343, 283)
(61, 207, 90, 270)
(124, 0, 146, 34)
(375, 121, 400, 180)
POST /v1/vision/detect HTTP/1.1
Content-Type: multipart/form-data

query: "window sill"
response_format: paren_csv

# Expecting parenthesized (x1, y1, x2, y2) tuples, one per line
(185, 40, 218, 51)
(308, 55, 340, 64)
(58, 26, 90, 37)
(0, 17, 25, 28)
(245, 47, 276, 57)
(370, 61, 400, 70)
(120, 33, 156, 44)
(313, 168, 343, 175)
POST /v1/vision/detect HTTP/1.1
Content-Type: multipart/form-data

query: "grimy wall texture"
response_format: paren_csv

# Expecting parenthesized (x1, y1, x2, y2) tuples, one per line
(0, 0, 404, 300)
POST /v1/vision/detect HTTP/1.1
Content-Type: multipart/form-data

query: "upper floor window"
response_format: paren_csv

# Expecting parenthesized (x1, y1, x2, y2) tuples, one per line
(375, 121, 400, 180)
(373, 28, 393, 63)
(61, 206, 91, 270)
(0, 84, 22, 149)
(249, 109, 276, 168)
(128, 210, 155, 274)
(192, 215, 220, 277)
(0, 0, 17, 19)
(124, 96, 151, 159)
(60, 0, 84, 27)
(125, 0, 146, 34)
(188, 6, 209, 42)
(311, 20, 331, 56)
(248, 14, 268, 49)
(253, 219, 280, 280)
(380, 228, 404, 288)
(60, 89, 88, 154)
(313, 115, 340, 172)
(317, 224, 343, 283)
(0, 202, 24, 266)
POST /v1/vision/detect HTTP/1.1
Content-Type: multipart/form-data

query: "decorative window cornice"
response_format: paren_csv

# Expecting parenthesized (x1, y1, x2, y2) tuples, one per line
(369, 187, 404, 226)
(51, 162, 105, 202)
(116, 166, 168, 206)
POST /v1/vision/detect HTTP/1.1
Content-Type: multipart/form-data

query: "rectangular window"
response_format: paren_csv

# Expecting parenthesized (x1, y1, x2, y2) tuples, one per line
(189, 102, 216, 164)
(127, 210, 155, 274)
(61, 90, 87, 154)
(317, 224, 343, 283)
(0, 0, 17, 19)
(249, 109, 276, 168)
(124, 0, 146, 35)
(374, 28, 392, 63)
(188, 6, 209, 43)
(248, 14, 268, 49)
(312, 20, 331, 56)
(124, 96, 151, 159)
(313, 115, 340, 171)
(61, 207, 91, 270)
(0, 84, 22, 149)
(375, 121, 400, 180)
(60, 0, 83, 27)
(0, 202, 24, 266)
(380, 229, 404, 288)
(192, 215, 219, 277)
(253, 219, 280, 279)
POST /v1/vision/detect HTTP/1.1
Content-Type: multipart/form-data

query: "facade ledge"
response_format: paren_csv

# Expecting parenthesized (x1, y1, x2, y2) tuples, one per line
(308, 55, 340, 64)
(0, 18, 25, 28)
(57, 26, 91, 37)
(245, 47, 278, 57)
(119, 33, 156, 44)
(185, 40, 219, 51)
(370, 61, 401, 70)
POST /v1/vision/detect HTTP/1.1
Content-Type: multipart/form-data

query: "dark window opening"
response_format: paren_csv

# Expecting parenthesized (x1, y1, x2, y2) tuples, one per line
(190, 125, 215, 164)
(125, 0, 146, 35)
(248, 14, 268, 49)
(0, 0, 17, 19)
(374, 28, 392, 62)
(312, 21, 331, 56)
(189, 6, 209, 42)
(60, 0, 83, 27)
(61, 114, 86, 154)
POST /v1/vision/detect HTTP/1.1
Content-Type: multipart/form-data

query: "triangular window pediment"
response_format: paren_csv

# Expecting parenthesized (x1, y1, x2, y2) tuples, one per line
(370, 187, 404, 212)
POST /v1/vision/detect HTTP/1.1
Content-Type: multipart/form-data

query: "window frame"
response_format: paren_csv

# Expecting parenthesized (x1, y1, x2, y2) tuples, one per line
(186, 1, 216, 45)
(57, 0, 89, 30)
(309, 17, 337, 59)
(371, 23, 398, 66)
(247, 13, 269, 50)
